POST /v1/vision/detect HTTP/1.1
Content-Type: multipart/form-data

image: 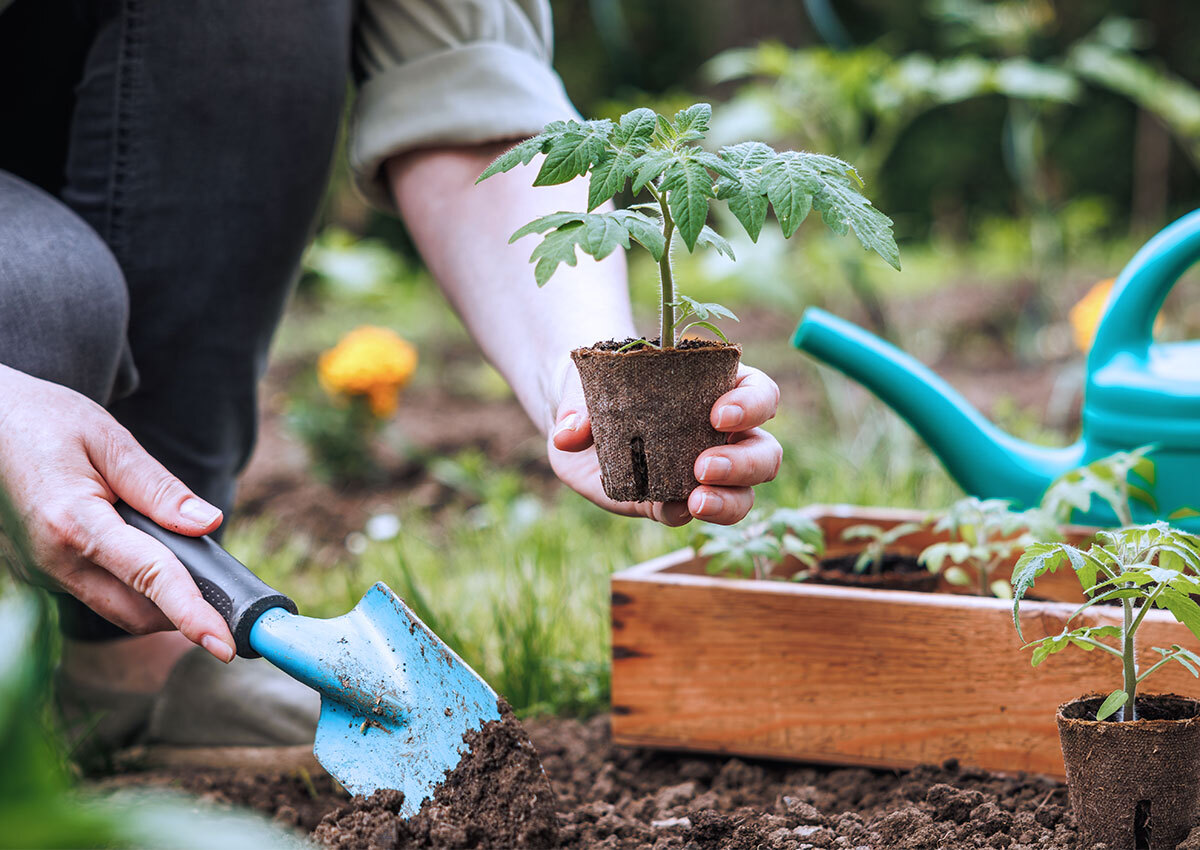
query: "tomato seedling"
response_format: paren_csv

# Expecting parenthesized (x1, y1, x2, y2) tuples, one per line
(840, 521, 925, 575)
(694, 508, 824, 581)
(478, 103, 899, 348)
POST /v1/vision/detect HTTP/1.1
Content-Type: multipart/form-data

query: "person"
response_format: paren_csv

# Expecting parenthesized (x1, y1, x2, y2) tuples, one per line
(0, 0, 782, 752)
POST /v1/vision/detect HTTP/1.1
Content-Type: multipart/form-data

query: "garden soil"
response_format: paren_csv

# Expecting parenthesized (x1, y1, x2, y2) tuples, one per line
(98, 713, 1179, 850)
(811, 552, 939, 593)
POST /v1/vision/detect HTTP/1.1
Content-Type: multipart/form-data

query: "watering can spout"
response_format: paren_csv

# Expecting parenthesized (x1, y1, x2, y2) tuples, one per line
(793, 307, 1084, 507)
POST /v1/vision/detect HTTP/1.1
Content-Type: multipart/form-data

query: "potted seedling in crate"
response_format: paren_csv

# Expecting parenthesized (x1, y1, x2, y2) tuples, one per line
(1013, 523, 1200, 849)
(479, 103, 899, 501)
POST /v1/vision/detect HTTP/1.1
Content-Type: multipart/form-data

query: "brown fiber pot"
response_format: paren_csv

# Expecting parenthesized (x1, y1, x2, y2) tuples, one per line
(571, 342, 741, 502)
(1057, 694, 1200, 850)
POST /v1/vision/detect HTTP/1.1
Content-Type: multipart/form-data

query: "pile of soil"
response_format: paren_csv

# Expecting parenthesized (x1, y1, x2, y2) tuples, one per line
(314, 702, 556, 849)
(102, 714, 1143, 850)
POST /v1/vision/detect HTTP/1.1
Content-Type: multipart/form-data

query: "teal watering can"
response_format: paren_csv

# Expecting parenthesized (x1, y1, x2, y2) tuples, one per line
(793, 209, 1200, 528)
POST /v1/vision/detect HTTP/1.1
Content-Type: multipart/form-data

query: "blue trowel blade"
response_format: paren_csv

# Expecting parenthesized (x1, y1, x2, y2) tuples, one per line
(247, 583, 501, 815)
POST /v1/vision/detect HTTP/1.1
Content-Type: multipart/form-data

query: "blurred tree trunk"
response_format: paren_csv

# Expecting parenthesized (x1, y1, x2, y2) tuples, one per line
(1131, 108, 1170, 234)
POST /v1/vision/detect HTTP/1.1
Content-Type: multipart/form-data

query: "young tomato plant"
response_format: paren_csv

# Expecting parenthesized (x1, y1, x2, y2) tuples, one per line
(477, 103, 900, 348)
(1040, 445, 1158, 527)
(840, 521, 925, 575)
(920, 497, 1060, 598)
(1013, 522, 1200, 721)
(694, 509, 824, 581)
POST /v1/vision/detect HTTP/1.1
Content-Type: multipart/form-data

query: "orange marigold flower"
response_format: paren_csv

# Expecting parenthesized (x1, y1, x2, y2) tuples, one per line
(1068, 278, 1114, 353)
(317, 326, 417, 418)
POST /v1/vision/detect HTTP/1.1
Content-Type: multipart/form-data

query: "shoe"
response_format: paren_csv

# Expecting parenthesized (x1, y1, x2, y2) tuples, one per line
(58, 647, 320, 767)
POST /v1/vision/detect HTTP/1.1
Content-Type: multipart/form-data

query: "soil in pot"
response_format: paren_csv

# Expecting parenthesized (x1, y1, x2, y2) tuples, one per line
(1058, 693, 1200, 850)
(314, 699, 557, 849)
(572, 339, 740, 503)
(806, 552, 939, 592)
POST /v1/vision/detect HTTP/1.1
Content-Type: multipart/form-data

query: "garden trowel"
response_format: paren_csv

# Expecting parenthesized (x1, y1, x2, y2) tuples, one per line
(116, 503, 503, 817)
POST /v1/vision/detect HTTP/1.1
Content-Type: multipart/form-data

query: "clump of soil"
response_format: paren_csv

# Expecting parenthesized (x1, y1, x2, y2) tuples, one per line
(808, 552, 939, 592)
(588, 337, 729, 352)
(313, 700, 556, 850)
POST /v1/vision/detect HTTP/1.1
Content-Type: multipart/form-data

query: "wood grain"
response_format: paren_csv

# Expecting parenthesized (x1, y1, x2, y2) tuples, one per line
(611, 528, 1200, 779)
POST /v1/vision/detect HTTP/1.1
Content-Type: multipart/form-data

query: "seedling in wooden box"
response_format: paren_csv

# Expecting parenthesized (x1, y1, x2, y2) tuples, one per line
(693, 508, 823, 581)
(920, 496, 1059, 598)
(840, 520, 925, 575)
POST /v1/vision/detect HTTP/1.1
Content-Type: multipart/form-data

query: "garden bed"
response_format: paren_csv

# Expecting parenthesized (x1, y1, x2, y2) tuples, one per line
(611, 504, 1200, 778)
(100, 714, 1110, 849)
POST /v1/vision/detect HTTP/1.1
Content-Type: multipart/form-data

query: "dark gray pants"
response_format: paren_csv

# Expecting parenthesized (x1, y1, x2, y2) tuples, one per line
(0, 0, 352, 638)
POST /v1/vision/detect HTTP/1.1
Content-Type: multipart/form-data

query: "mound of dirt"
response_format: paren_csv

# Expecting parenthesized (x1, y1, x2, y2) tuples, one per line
(313, 701, 557, 850)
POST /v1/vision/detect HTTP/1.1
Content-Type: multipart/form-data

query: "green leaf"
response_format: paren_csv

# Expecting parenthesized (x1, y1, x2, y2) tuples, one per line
(944, 566, 971, 586)
(1160, 588, 1200, 642)
(630, 150, 674, 194)
(761, 152, 818, 238)
(530, 222, 586, 286)
(660, 154, 716, 251)
(1170, 507, 1200, 520)
(672, 103, 712, 140)
(534, 119, 614, 186)
(586, 108, 656, 210)
(810, 169, 901, 270)
(580, 214, 631, 259)
(672, 295, 739, 324)
(509, 211, 587, 242)
(695, 225, 736, 259)
(680, 321, 730, 343)
(715, 142, 774, 241)
(1095, 689, 1128, 721)
(477, 135, 548, 182)
(990, 579, 1014, 599)
(621, 210, 666, 261)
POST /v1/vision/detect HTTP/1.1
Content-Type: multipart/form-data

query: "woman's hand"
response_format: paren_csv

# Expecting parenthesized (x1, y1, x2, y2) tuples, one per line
(549, 361, 782, 526)
(0, 365, 236, 661)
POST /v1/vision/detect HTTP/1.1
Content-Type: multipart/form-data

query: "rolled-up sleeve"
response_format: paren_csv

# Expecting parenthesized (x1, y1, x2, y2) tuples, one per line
(350, 0, 577, 210)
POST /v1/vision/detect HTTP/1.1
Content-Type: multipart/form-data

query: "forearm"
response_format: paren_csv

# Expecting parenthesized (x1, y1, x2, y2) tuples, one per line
(387, 143, 636, 434)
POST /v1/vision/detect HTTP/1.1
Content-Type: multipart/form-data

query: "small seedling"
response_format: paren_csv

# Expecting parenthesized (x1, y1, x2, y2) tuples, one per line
(1013, 522, 1200, 721)
(1040, 446, 1158, 528)
(920, 497, 1060, 598)
(840, 522, 925, 575)
(478, 102, 899, 349)
(694, 508, 824, 581)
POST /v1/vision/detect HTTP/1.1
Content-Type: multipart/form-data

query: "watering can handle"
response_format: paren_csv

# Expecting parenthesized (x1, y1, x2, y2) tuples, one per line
(115, 502, 297, 658)
(1090, 209, 1200, 363)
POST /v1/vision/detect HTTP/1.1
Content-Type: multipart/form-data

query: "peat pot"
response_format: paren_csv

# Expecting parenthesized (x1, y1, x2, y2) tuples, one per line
(1057, 694, 1200, 850)
(572, 341, 740, 502)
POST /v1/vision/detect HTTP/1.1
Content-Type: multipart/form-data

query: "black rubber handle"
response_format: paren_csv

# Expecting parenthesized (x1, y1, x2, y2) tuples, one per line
(115, 502, 297, 658)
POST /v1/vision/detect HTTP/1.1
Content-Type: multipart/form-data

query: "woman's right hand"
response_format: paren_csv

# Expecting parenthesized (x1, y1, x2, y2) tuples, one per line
(0, 365, 237, 661)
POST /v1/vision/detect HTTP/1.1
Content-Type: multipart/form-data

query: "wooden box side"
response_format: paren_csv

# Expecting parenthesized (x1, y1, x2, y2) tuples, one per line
(611, 555, 1200, 779)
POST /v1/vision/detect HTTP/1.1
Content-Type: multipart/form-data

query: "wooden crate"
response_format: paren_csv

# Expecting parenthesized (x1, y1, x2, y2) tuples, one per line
(610, 505, 1200, 779)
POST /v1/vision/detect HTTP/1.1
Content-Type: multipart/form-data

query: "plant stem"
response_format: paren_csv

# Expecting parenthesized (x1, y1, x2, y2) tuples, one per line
(1121, 597, 1139, 721)
(655, 188, 676, 348)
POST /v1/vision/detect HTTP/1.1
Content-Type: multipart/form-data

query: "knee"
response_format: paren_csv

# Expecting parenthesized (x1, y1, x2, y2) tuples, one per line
(0, 173, 129, 401)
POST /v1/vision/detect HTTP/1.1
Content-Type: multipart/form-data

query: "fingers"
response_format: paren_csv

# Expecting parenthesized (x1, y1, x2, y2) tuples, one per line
(69, 500, 236, 661)
(711, 366, 780, 433)
(54, 561, 174, 634)
(87, 423, 223, 537)
(550, 373, 594, 453)
(688, 485, 755, 525)
(694, 428, 783, 488)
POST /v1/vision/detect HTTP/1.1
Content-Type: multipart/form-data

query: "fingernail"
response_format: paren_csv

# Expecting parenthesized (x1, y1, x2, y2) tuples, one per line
(664, 502, 692, 525)
(715, 405, 744, 429)
(699, 456, 732, 482)
(554, 413, 580, 436)
(180, 497, 220, 526)
(696, 492, 725, 517)
(201, 634, 235, 663)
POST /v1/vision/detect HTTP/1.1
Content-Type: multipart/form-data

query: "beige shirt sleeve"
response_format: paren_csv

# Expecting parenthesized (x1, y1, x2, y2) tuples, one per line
(351, 0, 578, 210)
